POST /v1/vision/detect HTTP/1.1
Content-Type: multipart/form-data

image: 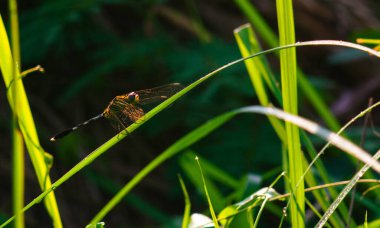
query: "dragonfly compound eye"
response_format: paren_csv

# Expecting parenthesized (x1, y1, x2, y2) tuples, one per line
(127, 92, 140, 104)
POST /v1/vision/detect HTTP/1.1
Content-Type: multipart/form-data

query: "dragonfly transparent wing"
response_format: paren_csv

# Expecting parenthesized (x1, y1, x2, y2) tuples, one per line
(133, 83, 184, 105)
(104, 97, 145, 131)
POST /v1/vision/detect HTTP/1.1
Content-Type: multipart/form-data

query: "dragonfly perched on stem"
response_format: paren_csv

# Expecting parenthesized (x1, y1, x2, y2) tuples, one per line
(50, 83, 183, 141)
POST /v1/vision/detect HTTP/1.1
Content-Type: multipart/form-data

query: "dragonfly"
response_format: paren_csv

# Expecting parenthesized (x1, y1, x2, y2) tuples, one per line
(50, 83, 183, 141)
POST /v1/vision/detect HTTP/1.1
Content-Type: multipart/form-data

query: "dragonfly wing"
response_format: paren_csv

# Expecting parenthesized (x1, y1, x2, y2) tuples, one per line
(108, 110, 128, 132)
(105, 97, 131, 131)
(105, 97, 145, 131)
(120, 103, 144, 124)
(134, 83, 184, 105)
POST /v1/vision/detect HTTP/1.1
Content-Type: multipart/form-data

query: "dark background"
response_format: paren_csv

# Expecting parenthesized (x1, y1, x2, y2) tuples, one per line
(1, 0, 380, 227)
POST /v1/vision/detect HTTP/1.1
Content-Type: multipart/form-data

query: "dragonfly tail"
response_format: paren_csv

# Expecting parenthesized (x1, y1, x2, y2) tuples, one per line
(50, 113, 104, 141)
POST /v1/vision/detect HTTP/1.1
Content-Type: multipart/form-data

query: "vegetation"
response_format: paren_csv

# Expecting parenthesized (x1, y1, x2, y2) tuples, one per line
(1, 0, 380, 227)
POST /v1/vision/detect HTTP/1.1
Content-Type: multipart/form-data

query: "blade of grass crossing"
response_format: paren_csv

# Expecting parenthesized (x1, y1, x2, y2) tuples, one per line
(276, 0, 305, 227)
(300, 132, 345, 227)
(316, 150, 380, 228)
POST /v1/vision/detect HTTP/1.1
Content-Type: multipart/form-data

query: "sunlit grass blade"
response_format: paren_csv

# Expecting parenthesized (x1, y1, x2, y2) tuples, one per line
(234, 24, 285, 143)
(234, 24, 281, 104)
(85, 222, 105, 228)
(0, 14, 63, 227)
(234, 22, 347, 227)
(357, 38, 380, 51)
(316, 150, 380, 228)
(235, 0, 341, 132)
(12, 130, 24, 228)
(276, 1, 304, 226)
(195, 156, 220, 228)
(358, 218, 380, 228)
(9, 0, 25, 227)
(178, 175, 191, 228)
(237, 106, 380, 173)
(184, 151, 240, 189)
(180, 153, 225, 211)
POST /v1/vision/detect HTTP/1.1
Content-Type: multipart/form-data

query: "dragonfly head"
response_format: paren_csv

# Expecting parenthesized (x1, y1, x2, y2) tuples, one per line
(127, 92, 140, 104)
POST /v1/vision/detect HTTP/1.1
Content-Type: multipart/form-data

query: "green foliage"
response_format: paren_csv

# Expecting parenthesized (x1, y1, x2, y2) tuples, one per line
(1, 1, 380, 227)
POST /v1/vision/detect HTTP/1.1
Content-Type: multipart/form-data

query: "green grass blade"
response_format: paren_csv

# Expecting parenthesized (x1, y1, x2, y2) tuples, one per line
(9, 0, 24, 227)
(195, 156, 220, 228)
(316, 150, 380, 228)
(180, 154, 225, 210)
(178, 175, 191, 228)
(236, 106, 380, 172)
(235, 0, 341, 132)
(234, 24, 285, 143)
(276, 1, 304, 226)
(12, 130, 24, 228)
(0, 14, 63, 227)
(234, 0, 278, 47)
(234, 23, 343, 227)
(358, 218, 380, 228)
(182, 151, 240, 189)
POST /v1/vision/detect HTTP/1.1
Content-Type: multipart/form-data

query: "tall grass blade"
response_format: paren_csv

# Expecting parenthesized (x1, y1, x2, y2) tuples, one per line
(9, 0, 25, 227)
(178, 175, 191, 228)
(276, 0, 304, 226)
(12, 130, 24, 228)
(195, 156, 220, 228)
(235, 0, 341, 132)
(234, 23, 349, 227)
(183, 151, 240, 189)
(180, 153, 226, 211)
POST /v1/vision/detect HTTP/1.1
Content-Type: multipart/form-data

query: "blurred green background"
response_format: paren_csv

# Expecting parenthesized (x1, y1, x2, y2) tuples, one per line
(1, 0, 380, 227)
